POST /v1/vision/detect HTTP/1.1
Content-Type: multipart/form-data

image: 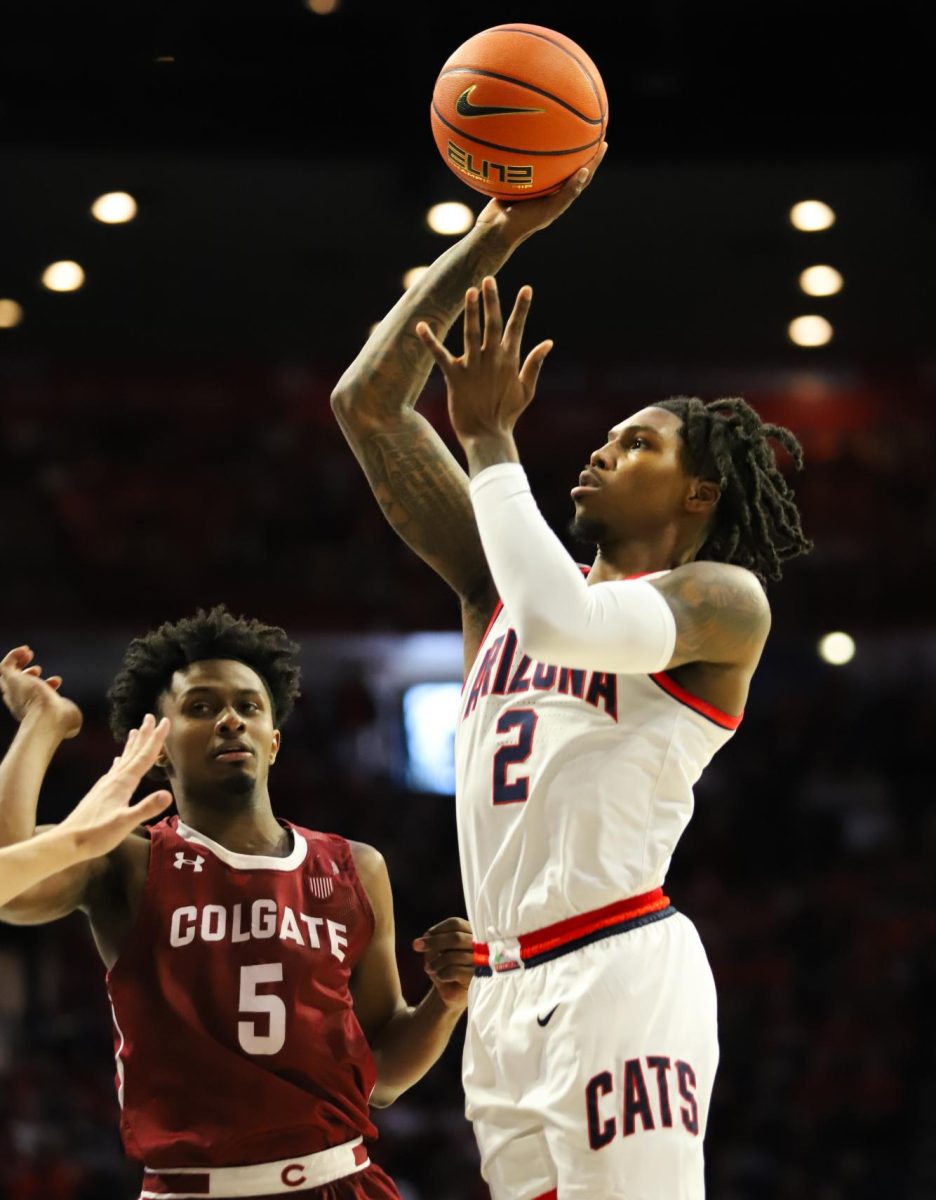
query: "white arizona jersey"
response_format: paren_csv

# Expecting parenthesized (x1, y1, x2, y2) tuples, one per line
(454, 574, 742, 942)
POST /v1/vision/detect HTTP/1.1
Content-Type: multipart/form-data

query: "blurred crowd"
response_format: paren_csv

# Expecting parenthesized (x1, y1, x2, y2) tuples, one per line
(1, 360, 935, 634)
(1, 358, 935, 1198)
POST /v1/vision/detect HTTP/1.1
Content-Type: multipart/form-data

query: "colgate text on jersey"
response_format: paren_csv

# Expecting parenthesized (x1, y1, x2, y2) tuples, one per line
(169, 898, 350, 960)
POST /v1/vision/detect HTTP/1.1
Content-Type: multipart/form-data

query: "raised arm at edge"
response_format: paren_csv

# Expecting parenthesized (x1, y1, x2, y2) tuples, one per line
(329, 224, 517, 605)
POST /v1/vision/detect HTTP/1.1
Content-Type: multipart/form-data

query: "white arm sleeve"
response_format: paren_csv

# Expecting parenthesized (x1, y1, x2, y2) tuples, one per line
(469, 462, 677, 674)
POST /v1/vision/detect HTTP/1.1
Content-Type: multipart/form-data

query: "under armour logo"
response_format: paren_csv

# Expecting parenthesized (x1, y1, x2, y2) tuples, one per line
(173, 853, 205, 872)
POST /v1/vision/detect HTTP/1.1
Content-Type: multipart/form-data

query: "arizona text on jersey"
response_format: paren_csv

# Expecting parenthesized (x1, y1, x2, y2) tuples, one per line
(455, 589, 741, 943)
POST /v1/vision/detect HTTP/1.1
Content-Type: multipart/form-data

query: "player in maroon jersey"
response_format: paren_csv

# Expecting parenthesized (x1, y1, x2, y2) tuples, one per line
(0, 610, 475, 1200)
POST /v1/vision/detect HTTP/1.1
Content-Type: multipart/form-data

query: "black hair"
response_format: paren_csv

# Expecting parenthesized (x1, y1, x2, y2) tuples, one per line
(108, 605, 301, 741)
(655, 395, 813, 583)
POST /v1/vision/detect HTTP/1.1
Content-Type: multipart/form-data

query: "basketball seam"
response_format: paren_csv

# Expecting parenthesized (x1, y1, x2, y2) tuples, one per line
(439, 66, 603, 126)
(490, 26, 606, 117)
(432, 104, 603, 157)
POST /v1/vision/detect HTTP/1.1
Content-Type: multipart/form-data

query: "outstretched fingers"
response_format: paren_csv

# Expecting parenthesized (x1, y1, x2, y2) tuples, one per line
(414, 320, 456, 375)
(519, 339, 554, 397)
(463, 287, 482, 359)
(133, 790, 173, 822)
(17, 662, 62, 690)
(480, 276, 503, 349)
(502, 285, 534, 358)
(116, 715, 170, 776)
(0, 646, 33, 673)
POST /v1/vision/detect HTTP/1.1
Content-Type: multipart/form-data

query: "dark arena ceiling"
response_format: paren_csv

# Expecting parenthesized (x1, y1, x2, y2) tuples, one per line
(0, 0, 932, 366)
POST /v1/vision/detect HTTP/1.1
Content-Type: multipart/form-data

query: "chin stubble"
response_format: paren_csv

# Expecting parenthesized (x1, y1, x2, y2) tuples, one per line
(220, 771, 257, 798)
(568, 514, 608, 545)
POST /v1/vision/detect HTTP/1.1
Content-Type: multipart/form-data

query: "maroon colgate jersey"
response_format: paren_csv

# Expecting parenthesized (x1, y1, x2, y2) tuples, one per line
(106, 817, 378, 1168)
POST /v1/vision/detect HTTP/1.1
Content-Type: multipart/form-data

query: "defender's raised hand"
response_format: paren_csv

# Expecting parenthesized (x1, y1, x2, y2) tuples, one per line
(0, 646, 83, 739)
(56, 714, 173, 861)
(416, 277, 552, 452)
(0, 714, 172, 911)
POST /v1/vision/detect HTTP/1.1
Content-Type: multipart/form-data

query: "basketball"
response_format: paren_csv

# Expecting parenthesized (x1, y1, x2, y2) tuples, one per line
(430, 24, 608, 201)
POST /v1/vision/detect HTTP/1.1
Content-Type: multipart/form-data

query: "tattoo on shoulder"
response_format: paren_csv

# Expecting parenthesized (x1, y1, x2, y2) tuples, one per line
(657, 563, 770, 666)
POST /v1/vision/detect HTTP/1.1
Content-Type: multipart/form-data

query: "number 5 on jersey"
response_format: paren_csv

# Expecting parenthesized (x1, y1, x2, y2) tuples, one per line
(239, 963, 286, 1055)
(493, 709, 538, 804)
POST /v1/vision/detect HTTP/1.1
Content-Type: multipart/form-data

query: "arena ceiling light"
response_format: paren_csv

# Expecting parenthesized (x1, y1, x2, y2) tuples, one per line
(91, 192, 138, 224)
(818, 632, 856, 665)
(789, 200, 836, 232)
(0, 299, 24, 328)
(799, 265, 843, 296)
(788, 315, 832, 347)
(402, 266, 429, 290)
(427, 202, 474, 236)
(41, 261, 85, 292)
(305, 0, 339, 12)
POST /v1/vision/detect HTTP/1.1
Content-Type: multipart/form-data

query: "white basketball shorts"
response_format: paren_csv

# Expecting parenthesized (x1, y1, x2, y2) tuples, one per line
(464, 906, 719, 1200)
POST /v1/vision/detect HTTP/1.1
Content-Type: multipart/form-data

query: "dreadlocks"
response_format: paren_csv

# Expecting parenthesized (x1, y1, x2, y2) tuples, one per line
(108, 605, 301, 742)
(655, 395, 813, 583)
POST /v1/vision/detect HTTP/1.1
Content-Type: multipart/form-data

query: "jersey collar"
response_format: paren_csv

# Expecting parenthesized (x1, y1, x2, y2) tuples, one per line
(175, 819, 308, 871)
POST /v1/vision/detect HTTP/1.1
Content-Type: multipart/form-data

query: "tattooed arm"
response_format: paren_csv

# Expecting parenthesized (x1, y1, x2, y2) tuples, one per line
(650, 561, 771, 670)
(330, 149, 608, 657)
(644, 561, 771, 716)
(330, 217, 506, 605)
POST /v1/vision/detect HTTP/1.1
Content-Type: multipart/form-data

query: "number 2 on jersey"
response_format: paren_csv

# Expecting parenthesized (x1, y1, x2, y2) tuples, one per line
(493, 709, 538, 804)
(238, 963, 286, 1055)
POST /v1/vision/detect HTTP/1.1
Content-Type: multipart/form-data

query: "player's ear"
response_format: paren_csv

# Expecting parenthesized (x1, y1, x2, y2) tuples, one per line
(269, 730, 281, 766)
(686, 478, 720, 515)
(153, 750, 173, 779)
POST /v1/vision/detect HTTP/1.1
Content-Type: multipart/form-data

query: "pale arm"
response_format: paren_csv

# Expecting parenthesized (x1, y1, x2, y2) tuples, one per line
(0, 710, 71, 847)
(0, 715, 171, 920)
(0, 828, 91, 910)
(0, 645, 171, 922)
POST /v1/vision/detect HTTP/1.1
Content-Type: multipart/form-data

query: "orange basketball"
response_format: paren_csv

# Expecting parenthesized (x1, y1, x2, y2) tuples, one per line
(431, 24, 608, 201)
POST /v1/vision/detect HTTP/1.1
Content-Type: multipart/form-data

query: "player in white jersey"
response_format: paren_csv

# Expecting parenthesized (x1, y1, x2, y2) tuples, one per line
(332, 152, 812, 1199)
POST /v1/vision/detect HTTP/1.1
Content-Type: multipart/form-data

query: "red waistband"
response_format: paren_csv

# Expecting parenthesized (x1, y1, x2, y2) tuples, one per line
(472, 888, 671, 966)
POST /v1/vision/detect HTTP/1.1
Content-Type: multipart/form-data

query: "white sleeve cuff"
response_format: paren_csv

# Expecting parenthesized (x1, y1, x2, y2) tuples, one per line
(469, 461, 531, 499)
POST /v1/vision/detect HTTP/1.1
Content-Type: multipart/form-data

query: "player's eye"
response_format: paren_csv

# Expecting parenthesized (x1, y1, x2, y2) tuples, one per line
(240, 701, 260, 713)
(187, 701, 213, 715)
(631, 437, 646, 449)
